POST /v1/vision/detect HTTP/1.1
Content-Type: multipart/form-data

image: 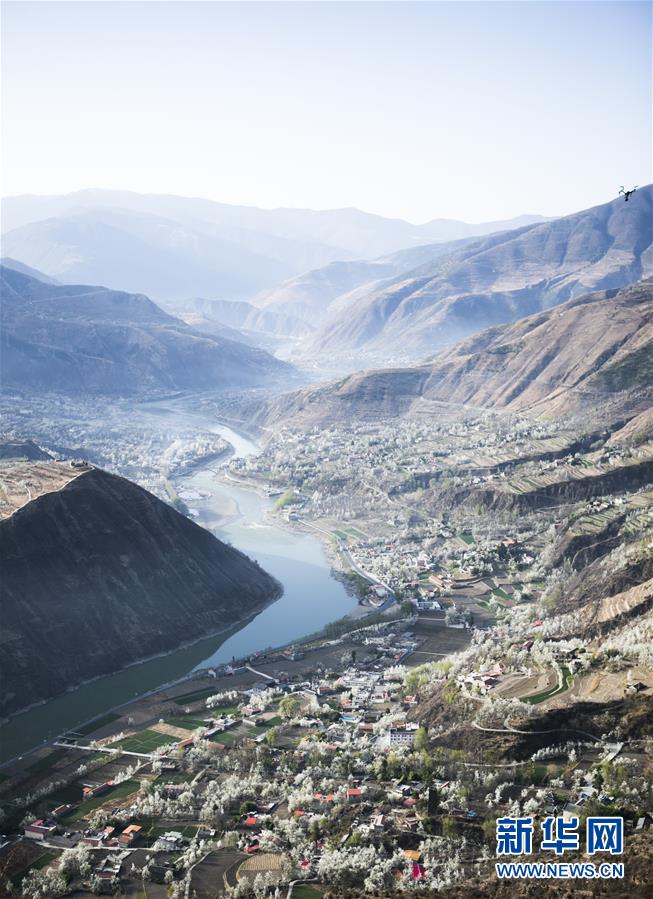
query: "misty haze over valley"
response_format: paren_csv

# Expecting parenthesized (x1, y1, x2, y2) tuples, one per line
(0, 2, 651, 897)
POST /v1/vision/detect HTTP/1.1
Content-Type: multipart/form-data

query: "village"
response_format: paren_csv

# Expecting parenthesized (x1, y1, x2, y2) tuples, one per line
(224, 414, 653, 632)
(1, 397, 651, 896)
(1, 581, 651, 898)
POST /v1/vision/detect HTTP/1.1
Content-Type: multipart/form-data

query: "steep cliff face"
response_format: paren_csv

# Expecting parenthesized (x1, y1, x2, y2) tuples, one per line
(0, 467, 282, 716)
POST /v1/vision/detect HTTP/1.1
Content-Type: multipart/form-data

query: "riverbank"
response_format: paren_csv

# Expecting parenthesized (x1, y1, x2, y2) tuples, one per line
(176, 463, 359, 670)
(212, 478, 361, 609)
(0, 417, 360, 764)
(0, 601, 280, 766)
(206, 467, 391, 614)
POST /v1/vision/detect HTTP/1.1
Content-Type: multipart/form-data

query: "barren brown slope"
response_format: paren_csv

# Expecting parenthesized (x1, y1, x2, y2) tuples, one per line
(418, 278, 653, 416)
(259, 280, 652, 429)
(607, 408, 653, 445)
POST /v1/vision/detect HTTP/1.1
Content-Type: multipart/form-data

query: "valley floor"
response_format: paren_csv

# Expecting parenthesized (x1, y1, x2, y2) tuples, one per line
(1, 391, 651, 897)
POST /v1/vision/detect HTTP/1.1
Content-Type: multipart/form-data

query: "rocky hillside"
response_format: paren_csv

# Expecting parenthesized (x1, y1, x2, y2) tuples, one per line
(0, 464, 281, 716)
(0, 266, 293, 395)
(413, 279, 653, 417)
(258, 280, 652, 429)
(309, 187, 652, 360)
(253, 238, 478, 333)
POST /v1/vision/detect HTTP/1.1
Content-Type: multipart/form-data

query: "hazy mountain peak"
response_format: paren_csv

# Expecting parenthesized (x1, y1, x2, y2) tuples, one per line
(0, 266, 294, 396)
(0, 256, 61, 285)
(1, 189, 550, 303)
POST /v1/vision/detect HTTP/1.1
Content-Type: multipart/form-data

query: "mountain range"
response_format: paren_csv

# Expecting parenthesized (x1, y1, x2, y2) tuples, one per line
(0, 189, 547, 302)
(0, 265, 293, 395)
(174, 188, 651, 361)
(257, 279, 653, 429)
(302, 187, 652, 362)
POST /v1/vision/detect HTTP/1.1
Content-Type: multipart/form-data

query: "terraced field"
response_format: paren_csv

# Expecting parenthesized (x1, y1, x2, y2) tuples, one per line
(623, 505, 653, 536)
(522, 667, 573, 705)
(569, 508, 620, 535)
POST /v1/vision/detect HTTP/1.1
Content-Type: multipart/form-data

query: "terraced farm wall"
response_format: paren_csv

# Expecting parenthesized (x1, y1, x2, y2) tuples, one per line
(456, 458, 653, 513)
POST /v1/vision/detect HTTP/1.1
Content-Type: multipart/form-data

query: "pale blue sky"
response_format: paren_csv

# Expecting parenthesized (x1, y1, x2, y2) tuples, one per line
(1, 1, 651, 222)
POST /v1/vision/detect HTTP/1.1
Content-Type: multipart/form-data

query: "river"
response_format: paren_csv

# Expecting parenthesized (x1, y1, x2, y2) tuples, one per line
(0, 413, 355, 764)
(179, 424, 356, 667)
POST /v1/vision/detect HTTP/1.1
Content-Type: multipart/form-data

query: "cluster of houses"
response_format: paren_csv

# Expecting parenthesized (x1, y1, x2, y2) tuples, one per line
(24, 818, 143, 849)
(153, 830, 189, 852)
(92, 856, 122, 891)
(82, 780, 113, 800)
(388, 723, 419, 746)
(82, 823, 142, 848)
(458, 663, 504, 694)
(16, 625, 651, 899)
(203, 714, 239, 739)
(229, 413, 556, 593)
